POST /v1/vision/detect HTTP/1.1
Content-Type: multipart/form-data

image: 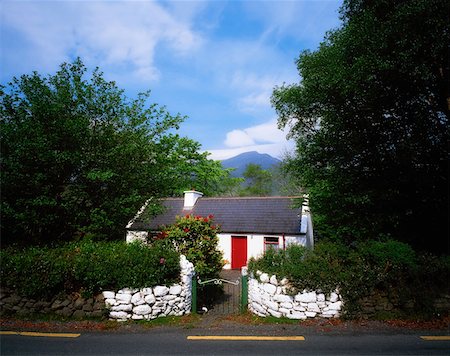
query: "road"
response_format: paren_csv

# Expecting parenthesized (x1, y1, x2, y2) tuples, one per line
(1, 329, 449, 355)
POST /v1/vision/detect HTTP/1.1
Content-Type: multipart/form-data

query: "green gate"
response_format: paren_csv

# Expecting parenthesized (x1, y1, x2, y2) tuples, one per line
(192, 272, 248, 314)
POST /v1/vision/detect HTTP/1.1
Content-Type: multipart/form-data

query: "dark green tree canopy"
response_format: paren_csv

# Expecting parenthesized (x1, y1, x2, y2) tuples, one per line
(0, 59, 238, 245)
(272, 0, 449, 252)
(239, 163, 273, 196)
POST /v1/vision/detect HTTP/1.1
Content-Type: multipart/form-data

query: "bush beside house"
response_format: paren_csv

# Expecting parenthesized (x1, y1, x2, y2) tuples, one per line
(156, 214, 224, 280)
(248, 241, 450, 319)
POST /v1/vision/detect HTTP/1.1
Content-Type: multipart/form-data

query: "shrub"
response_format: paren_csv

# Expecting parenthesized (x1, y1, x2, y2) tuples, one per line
(157, 214, 223, 280)
(356, 240, 417, 269)
(0, 239, 180, 299)
(248, 240, 450, 318)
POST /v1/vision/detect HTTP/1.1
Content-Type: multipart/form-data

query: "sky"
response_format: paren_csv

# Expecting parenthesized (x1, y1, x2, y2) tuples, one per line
(0, 0, 342, 160)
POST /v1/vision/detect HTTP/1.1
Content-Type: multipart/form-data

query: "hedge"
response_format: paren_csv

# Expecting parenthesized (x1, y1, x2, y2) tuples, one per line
(0, 239, 180, 298)
(248, 240, 450, 318)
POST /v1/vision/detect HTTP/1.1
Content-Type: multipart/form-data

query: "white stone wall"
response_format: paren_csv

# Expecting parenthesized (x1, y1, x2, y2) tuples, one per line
(103, 255, 194, 321)
(248, 271, 342, 319)
(126, 230, 148, 244)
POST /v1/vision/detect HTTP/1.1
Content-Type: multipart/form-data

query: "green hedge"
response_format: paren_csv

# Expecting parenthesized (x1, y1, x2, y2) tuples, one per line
(248, 240, 450, 318)
(0, 240, 180, 298)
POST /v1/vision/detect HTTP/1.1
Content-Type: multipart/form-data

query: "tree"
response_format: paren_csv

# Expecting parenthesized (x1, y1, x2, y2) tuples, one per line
(271, 156, 304, 196)
(156, 134, 242, 197)
(0, 59, 235, 245)
(272, 0, 449, 252)
(239, 163, 273, 196)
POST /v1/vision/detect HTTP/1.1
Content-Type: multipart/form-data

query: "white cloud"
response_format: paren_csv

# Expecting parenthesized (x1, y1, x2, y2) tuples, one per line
(245, 120, 286, 144)
(206, 142, 294, 161)
(206, 119, 295, 160)
(243, 0, 341, 46)
(225, 130, 255, 148)
(237, 91, 272, 114)
(224, 120, 286, 148)
(1, 0, 202, 83)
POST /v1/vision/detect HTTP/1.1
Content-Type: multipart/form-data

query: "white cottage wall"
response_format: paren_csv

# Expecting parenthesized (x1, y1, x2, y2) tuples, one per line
(127, 231, 308, 270)
(217, 233, 232, 269)
(218, 234, 307, 270)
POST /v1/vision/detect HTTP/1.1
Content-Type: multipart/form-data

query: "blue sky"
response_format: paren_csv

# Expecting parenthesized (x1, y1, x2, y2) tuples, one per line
(1, 0, 342, 160)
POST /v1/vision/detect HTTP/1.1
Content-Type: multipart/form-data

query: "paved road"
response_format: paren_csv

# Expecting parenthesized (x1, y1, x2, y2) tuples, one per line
(2, 329, 449, 355)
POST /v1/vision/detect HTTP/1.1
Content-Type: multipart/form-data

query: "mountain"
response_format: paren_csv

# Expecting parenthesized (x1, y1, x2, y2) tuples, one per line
(221, 151, 281, 177)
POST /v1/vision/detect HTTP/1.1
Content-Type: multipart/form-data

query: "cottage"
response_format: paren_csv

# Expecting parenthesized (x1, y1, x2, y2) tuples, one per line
(126, 191, 313, 269)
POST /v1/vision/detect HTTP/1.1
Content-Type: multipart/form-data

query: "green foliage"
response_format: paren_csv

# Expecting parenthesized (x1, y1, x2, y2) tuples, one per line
(0, 240, 180, 299)
(0, 58, 236, 245)
(239, 163, 273, 196)
(248, 241, 449, 318)
(272, 0, 449, 252)
(156, 135, 242, 197)
(356, 240, 417, 269)
(270, 157, 303, 196)
(157, 215, 223, 280)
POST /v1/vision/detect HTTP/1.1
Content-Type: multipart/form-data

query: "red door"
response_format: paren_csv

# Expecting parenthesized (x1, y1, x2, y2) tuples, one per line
(231, 236, 247, 269)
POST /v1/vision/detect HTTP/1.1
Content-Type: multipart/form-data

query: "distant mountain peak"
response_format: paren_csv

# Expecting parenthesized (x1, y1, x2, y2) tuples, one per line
(221, 151, 281, 177)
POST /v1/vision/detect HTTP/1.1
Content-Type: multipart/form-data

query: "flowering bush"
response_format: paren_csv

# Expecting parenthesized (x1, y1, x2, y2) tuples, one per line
(158, 215, 224, 280)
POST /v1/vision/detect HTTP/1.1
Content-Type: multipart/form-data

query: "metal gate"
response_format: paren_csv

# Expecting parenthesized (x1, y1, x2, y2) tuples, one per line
(192, 270, 248, 315)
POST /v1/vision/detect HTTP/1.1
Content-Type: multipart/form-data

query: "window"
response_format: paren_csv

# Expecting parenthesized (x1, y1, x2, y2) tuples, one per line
(264, 237, 279, 252)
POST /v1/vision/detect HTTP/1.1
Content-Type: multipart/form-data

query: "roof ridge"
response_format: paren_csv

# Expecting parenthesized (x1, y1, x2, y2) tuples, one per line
(160, 196, 302, 201)
(200, 196, 302, 200)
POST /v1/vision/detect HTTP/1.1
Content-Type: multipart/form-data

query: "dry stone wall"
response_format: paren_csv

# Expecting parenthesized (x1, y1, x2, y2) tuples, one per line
(248, 270, 342, 319)
(0, 255, 195, 321)
(101, 255, 194, 321)
(247, 270, 450, 320)
(0, 289, 106, 319)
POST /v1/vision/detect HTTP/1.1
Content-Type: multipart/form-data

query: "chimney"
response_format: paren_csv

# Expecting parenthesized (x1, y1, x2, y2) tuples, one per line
(183, 190, 203, 209)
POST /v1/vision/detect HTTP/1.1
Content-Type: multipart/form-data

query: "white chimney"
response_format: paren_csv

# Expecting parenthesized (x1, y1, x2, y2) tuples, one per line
(183, 190, 203, 209)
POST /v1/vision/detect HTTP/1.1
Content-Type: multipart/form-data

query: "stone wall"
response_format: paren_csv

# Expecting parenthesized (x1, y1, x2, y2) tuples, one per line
(248, 271, 342, 319)
(247, 270, 450, 320)
(0, 289, 106, 319)
(357, 289, 450, 319)
(104, 255, 194, 321)
(0, 255, 194, 321)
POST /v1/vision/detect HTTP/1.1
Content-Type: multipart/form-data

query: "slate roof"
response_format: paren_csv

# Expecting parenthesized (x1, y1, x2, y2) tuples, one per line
(128, 196, 303, 235)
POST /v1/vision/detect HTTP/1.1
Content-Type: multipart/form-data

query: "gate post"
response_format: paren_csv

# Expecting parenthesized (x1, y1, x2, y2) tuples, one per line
(240, 267, 248, 313)
(191, 274, 197, 314)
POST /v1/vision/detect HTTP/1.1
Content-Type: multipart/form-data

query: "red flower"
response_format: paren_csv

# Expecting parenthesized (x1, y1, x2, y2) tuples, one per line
(185, 214, 190, 219)
(208, 214, 214, 219)
(203, 217, 209, 223)
(183, 228, 190, 233)
(159, 257, 166, 265)
(156, 231, 168, 240)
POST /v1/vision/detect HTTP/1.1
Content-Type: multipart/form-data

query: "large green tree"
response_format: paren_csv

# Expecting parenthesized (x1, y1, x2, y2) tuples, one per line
(239, 163, 273, 196)
(0, 59, 237, 245)
(272, 0, 449, 252)
(156, 134, 241, 197)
